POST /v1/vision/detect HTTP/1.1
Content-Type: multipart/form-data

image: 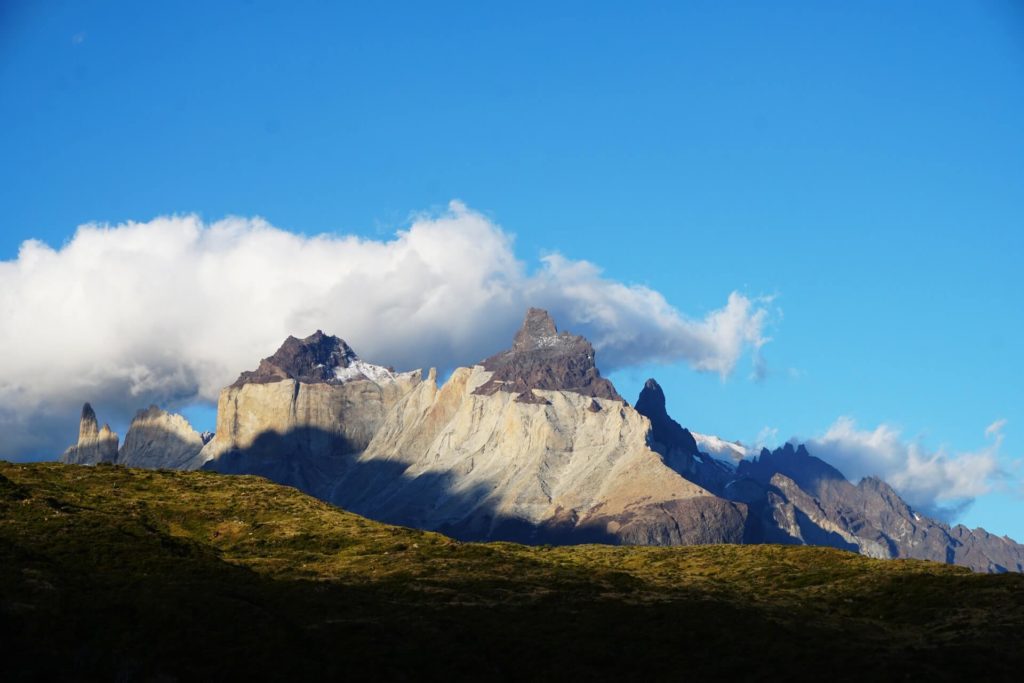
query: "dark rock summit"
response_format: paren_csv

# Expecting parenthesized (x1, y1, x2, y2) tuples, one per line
(233, 330, 359, 386)
(635, 378, 732, 495)
(474, 308, 623, 401)
(737, 442, 846, 494)
(635, 379, 699, 456)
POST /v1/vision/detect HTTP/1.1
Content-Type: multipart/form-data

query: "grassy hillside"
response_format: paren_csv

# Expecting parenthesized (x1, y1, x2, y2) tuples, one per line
(1, 462, 1022, 681)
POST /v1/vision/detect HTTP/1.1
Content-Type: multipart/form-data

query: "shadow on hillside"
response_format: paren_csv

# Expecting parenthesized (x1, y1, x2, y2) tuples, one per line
(8, 493, 985, 683)
(130, 422, 861, 553)
(201, 426, 620, 545)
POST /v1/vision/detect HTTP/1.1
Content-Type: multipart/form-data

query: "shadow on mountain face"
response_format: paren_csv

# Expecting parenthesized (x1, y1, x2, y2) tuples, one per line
(176, 421, 1024, 572)
(202, 426, 621, 545)
(202, 428, 358, 501)
(118, 424, 208, 471)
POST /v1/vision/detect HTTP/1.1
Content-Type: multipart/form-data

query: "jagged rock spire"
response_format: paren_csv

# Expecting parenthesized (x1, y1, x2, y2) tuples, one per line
(61, 402, 119, 465)
(635, 379, 667, 413)
(513, 308, 559, 351)
(634, 378, 699, 456)
(737, 441, 847, 494)
(474, 308, 623, 401)
(79, 402, 99, 440)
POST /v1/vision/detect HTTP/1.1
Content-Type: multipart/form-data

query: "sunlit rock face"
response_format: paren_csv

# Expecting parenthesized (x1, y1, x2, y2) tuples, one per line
(57, 310, 1024, 572)
(197, 331, 423, 497)
(341, 363, 746, 545)
(119, 405, 211, 471)
(60, 403, 118, 465)
(190, 313, 747, 545)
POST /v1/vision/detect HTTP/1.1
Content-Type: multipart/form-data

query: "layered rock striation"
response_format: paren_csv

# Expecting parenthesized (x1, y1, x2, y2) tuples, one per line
(334, 364, 745, 544)
(233, 330, 358, 385)
(626, 378, 1024, 572)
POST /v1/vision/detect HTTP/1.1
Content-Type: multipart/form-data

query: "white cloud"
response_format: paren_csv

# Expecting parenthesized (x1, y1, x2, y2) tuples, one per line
(0, 200, 772, 459)
(985, 418, 1008, 442)
(809, 417, 1009, 519)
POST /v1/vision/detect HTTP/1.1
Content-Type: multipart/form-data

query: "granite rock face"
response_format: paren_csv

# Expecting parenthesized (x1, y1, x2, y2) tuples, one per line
(473, 308, 623, 402)
(332, 364, 746, 544)
(189, 315, 746, 545)
(119, 406, 210, 471)
(60, 403, 119, 465)
(56, 309, 1024, 572)
(198, 333, 423, 497)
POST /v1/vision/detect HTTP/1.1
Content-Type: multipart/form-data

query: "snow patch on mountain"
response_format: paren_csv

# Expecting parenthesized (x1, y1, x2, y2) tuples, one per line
(693, 432, 750, 463)
(334, 360, 403, 384)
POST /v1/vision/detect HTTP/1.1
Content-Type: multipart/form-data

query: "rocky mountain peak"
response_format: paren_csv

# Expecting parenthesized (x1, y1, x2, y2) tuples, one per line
(473, 308, 623, 401)
(738, 441, 848, 495)
(79, 402, 99, 439)
(61, 402, 119, 465)
(233, 330, 360, 386)
(119, 405, 209, 470)
(634, 378, 698, 457)
(513, 307, 560, 351)
(636, 378, 667, 410)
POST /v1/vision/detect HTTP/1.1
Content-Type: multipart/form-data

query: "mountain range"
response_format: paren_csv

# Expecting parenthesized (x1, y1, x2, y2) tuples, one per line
(60, 308, 1024, 573)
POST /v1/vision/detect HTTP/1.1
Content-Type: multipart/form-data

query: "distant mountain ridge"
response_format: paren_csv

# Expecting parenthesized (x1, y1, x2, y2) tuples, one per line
(59, 309, 1024, 573)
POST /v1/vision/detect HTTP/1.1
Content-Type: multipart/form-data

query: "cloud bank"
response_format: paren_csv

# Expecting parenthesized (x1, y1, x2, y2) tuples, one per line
(0, 201, 772, 459)
(808, 417, 1010, 519)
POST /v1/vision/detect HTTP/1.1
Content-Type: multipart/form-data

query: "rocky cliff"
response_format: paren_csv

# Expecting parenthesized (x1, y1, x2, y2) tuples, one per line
(473, 308, 622, 402)
(60, 403, 119, 465)
(727, 442, 1024, 572)
(193, 314, 746, 544)
(634, 378, 734, 495)
(119, 405, 212, 470)
(56, 310, 1024, 572)
(332, 363, 746, 544)
(631, 377, 1024, 572)
(198, 331, 423, 497)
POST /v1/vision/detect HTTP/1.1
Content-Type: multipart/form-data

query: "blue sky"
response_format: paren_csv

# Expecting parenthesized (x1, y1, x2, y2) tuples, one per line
(1, 2, 1022, 537)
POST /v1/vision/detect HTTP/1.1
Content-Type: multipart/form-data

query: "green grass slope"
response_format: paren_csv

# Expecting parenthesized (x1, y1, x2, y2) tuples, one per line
(1, 462, 1022, 681)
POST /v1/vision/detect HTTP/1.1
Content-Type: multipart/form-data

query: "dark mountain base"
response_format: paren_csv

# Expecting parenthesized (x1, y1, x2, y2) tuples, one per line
(2, 463, 1023, 681)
